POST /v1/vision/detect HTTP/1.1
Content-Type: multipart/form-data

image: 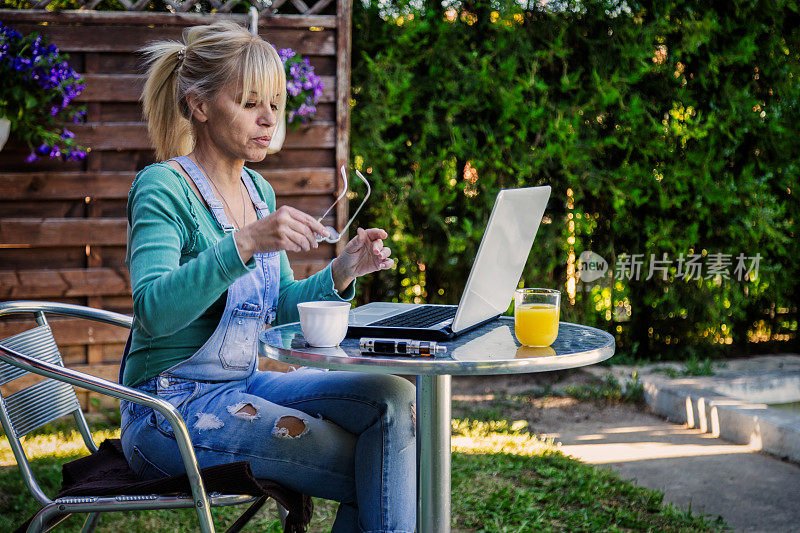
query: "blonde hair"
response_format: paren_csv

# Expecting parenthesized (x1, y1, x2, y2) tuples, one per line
(138, 20, 287, 161)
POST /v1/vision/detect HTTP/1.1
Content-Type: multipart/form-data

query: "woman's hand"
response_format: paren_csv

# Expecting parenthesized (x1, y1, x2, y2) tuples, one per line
(331, 228, 394, 293)
(235, 206, 329, 263)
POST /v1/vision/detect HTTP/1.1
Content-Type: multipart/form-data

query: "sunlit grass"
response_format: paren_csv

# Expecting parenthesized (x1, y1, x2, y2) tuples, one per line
(449, 416, 725, 532)
(0, 427, 120, 466)
(0, 412, 725, 532)
(452, 418, 559, 456)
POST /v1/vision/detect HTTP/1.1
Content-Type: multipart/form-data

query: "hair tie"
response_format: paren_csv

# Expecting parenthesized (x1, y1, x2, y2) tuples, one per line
(176, 46, 186, 63)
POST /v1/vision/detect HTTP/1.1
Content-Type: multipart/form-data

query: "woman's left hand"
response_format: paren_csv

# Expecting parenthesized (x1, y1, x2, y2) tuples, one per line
(331, 228, 394, 292)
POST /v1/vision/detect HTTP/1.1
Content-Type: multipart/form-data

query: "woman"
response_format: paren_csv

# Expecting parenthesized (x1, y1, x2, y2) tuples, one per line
(120, 21, 416, 532)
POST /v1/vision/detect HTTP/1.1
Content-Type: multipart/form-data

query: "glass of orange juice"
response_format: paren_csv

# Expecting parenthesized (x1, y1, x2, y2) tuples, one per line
(514, 288, 560, 346)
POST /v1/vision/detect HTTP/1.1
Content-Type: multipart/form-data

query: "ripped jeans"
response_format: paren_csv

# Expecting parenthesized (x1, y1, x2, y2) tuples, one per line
(120, 368, 417, 533)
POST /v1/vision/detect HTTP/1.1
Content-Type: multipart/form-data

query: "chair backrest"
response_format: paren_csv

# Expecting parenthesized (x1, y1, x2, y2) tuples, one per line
(1, 323, 82, 435)
(0, 313, 96, 505)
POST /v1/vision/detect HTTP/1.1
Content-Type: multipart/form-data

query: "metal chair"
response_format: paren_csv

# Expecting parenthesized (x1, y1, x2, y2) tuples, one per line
(0, 301, 288, 533)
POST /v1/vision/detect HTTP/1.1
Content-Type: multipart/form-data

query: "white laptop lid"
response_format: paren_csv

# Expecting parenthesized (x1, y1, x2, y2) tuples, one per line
(451, 185, 551, 333)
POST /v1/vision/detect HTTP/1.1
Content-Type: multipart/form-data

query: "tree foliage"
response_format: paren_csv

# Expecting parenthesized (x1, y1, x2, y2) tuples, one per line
(350, 0, 800, 359)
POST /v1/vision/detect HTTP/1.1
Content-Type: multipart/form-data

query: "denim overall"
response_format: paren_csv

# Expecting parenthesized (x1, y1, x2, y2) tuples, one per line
(120, 156, 416, 533)
(167, 155, 279, 380)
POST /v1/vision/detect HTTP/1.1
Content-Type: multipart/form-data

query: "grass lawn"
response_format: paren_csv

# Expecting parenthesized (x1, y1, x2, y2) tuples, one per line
(0, 403, 726, 532)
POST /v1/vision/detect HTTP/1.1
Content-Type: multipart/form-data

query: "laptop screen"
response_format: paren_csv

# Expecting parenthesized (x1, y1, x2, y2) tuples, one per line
(451, 186, 551, 333)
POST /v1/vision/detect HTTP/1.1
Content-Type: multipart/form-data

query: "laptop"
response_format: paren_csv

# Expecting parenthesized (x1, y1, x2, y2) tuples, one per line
(346, 185, 551, 341)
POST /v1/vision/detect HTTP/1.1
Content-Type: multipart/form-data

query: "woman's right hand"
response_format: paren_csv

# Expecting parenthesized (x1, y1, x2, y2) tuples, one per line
(234, 205, 330, 263)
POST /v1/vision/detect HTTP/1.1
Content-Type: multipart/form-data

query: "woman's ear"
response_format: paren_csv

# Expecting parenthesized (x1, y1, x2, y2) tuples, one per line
(186, 92, 209, 123)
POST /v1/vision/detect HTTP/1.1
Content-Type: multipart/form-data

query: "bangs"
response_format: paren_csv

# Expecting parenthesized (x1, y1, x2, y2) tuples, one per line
(237, 42, 286, 109)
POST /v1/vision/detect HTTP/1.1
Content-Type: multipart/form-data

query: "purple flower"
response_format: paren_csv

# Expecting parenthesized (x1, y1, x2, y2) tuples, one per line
(287, 81, 302, 97)
(61, 128, 75, 140)
(37, 144, 49, 154)
(67, 149, 86, 161)
(49, 145, 61, 158)
(64, 149, 76, 161)
(0, 23, 21, 40)
(297, 103, 315, 117)
(279, 48, 324, 124)
(278, 48, 296, 62)
(13, 58, 30, 71)
(50, 106, 60, 116)
(25, 152, 39, 163)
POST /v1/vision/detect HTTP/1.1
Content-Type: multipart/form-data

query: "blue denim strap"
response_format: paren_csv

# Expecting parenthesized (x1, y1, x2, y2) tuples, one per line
(240, 169, 271, 219)
(171, 156, 236, 234)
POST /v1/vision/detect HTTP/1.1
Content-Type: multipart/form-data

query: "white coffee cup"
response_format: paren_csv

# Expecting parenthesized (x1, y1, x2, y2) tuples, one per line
(296, 301, 351, 347)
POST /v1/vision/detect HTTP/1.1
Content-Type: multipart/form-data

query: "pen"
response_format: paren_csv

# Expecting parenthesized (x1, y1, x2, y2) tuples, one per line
(359, 337, 448, 357)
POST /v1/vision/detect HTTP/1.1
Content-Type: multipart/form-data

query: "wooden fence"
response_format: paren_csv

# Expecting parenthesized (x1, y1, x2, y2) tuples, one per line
(0, 8, 351, 401)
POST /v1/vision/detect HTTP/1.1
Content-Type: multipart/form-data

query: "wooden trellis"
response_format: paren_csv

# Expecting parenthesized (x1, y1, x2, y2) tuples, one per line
(0, 6, 352, 400)
(22, 0, 334, 15)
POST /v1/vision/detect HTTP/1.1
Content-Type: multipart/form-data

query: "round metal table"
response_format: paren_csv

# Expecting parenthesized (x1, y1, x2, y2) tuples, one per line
(259, 317, 615, 533)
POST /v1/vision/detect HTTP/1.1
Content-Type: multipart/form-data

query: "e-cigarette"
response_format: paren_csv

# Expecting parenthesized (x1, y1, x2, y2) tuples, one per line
(359, 337, 448, 357)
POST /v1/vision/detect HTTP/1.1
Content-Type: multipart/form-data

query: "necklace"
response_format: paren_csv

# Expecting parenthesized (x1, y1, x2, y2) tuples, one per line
(192, 153, 247, 229)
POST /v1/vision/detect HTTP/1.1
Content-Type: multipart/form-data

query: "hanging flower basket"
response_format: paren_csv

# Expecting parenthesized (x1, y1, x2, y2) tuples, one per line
(0, 21, 88, 162)
(279, 48, 324, 126)
(266, 48, 324, 154)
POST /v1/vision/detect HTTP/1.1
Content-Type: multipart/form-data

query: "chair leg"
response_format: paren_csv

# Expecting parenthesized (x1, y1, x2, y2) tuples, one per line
(224, 496, 269, 533)
(80, 512, 102, 533)
(277, 503, 288, 528)
(26, 504, 69, 533)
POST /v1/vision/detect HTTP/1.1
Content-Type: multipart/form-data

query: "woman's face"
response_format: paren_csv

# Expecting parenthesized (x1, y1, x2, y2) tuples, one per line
(195, 81, 280, 162)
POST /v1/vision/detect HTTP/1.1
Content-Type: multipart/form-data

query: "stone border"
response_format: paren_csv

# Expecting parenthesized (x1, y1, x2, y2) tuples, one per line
(641, 374, 800, 463)
(584, 358, 800, 465)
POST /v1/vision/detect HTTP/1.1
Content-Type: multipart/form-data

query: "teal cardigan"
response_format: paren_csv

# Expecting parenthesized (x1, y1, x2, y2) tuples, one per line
(123, 162, 353, 387)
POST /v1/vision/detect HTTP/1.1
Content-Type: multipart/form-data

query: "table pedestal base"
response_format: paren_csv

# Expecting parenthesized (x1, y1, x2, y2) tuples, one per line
(416, 374, 451, 533)
(262, 320, 614, 531)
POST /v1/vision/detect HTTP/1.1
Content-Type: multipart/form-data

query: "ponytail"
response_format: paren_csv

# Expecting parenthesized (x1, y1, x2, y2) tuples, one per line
(139, 42, 194, 161)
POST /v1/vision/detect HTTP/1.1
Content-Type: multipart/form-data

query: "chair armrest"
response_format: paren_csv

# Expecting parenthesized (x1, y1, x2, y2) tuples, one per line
(0, 342, 212, 520)
(0, 300, 133, 328)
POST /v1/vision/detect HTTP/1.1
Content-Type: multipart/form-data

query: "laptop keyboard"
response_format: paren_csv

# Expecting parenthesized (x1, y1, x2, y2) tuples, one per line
(371, 305, 457, 328)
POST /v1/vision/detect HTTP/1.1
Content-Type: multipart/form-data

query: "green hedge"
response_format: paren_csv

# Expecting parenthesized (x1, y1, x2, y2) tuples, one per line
(350, 0, 800, 360)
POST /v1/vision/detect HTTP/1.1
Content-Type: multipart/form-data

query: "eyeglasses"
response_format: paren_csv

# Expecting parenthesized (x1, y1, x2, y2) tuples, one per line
(316, 165, 371, 243)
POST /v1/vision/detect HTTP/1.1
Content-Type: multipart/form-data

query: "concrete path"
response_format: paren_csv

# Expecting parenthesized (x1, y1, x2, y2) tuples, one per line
(452, 373, 800, 533)
(539, 402, 800, 533)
